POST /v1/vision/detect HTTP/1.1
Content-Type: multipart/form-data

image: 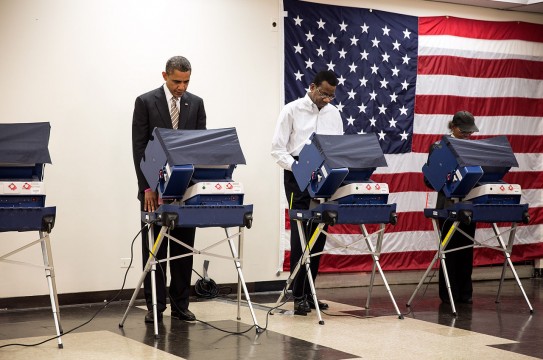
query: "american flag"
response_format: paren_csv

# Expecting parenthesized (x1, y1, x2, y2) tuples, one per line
(280, 0, 543, 272)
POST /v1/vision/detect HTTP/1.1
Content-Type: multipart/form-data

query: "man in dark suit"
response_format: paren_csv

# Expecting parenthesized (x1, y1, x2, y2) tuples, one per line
(132, 56, 206, 323)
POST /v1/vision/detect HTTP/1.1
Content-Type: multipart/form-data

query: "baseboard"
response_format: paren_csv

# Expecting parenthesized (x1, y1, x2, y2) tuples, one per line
(0, 281, 286, 311)
(0, 266, 534, 311)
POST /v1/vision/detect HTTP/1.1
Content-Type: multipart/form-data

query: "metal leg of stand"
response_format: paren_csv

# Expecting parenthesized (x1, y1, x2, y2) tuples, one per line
(492, 223, 533, 312)
(408, 219, 459, 317)
(40, 231, 63, 348)
(440, 254, 457, 315)
(495, 222, 512, 303)
(361, 225, 402, 319)
(407, 219, 442, 307)
(407, 251, 440, 307)
(274, 219, 307, 308)
(496, 257, 508, 303)
(273, 221, 326, 325)
(273, 255, 303, 310)
(298, 221, 325, 325)
(305, 261, 324, 325)
(226, 227, 261, 332)
(119, 225, 167, 337)
(236, 227, 242, 320)
(362, 225, 377, 309)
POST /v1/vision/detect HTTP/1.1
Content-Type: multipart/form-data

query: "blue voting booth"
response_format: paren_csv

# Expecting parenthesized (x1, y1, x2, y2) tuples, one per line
(119, 127, 260, 336)
(274, 133, 402, 324)
(408, 135, 532, 315)
(0, 122, 63, 348)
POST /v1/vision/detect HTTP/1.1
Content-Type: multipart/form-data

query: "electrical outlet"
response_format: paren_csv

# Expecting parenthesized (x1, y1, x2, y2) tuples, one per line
(120, 258, 134, 268)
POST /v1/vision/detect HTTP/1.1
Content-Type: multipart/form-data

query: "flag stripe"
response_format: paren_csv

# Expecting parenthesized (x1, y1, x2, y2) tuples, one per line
(417, 75, 543, 99)
(371, 172, 543, 193)
(311, 242, 543, 272)
(411, 134, 543, 154)
(419, 16, 543, 42)
(413, 115, 543, 136)
(415, 95, 543, 117)
(419, 36, 543, 60)
(376, 153, 543, 174)
(418, 56, 543, 79)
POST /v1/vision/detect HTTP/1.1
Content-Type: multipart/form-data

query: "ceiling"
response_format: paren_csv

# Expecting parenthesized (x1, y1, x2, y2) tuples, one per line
(425, 0, 543, 14)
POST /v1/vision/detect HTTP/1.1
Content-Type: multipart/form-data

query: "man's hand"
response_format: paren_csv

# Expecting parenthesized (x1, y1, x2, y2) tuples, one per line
(144, 190, 158, 212)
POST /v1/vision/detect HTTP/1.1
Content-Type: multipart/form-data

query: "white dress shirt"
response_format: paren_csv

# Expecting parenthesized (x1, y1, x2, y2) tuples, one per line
(271, 93, 344, 171)
(163, 84, 180, 117)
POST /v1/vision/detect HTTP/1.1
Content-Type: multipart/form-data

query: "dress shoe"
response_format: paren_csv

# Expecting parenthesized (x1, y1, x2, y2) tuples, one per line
(171, 308, 196, 321)
(293, 298, 311, 316)
(307, 298, 329, 310)
(144, 310, 163, 323)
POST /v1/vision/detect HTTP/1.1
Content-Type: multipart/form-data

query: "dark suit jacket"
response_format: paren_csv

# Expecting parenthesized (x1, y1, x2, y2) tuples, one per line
(132, 86, 206, 200)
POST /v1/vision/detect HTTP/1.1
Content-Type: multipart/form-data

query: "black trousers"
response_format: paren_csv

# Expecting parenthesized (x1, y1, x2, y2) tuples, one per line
(438, 218, 475, 302)
(140, 202, 195, 312)
(284, 170, 327, 299)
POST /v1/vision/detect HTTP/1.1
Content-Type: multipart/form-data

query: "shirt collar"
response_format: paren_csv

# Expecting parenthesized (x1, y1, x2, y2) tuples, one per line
(163, 84, 179, 102)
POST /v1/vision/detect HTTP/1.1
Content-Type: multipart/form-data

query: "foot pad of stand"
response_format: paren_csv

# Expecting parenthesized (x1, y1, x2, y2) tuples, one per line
(319, 320, 325, 325)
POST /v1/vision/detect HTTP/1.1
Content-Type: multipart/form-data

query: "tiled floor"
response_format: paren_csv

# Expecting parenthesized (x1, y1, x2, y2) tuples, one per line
(0, 278, 542, 359)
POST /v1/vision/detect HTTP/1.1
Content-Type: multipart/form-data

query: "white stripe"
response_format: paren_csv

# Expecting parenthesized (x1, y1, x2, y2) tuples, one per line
(522, 189, 543, 208)
(416, 75, 543, 99)
(376, 153, 543, 173)
(389, 192, 437, 213)
(413, 114, 543, 136)
(322, 224, 543, 254)
(419, 35, 543, 61)
(389, 189, 541, 213)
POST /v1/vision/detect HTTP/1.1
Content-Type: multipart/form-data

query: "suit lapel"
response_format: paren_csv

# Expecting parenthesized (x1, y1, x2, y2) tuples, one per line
(154, 87, 173, 129)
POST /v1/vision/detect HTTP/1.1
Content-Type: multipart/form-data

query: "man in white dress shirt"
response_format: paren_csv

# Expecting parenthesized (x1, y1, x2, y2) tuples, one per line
(271, 70, 344, 315)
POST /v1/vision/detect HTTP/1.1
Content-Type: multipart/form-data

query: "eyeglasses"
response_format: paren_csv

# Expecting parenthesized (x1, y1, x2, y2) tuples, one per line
(316, 87, 335, 100)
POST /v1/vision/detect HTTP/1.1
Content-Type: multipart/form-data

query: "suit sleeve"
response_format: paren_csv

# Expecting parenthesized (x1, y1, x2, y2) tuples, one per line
(196, 98, 206, 130)
(132, 96, 151, 194)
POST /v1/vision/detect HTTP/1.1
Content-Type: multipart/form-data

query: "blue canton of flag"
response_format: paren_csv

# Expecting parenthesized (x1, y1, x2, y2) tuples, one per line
(284, 0, 418, 154)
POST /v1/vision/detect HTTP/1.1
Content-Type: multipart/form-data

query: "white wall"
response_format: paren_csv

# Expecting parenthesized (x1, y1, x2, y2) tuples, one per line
(0, 0, 541, 299)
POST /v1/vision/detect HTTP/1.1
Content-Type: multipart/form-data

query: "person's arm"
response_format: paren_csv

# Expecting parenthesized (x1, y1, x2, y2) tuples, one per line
(132, 96, 158, 211)
(271, 107, 296, 171)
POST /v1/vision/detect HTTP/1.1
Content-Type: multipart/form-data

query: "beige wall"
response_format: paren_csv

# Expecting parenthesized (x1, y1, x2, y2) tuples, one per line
(0, 0, 541, 298)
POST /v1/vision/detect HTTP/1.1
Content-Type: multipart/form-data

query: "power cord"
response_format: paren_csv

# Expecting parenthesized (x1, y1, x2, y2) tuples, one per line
(0, 221, 154, 349)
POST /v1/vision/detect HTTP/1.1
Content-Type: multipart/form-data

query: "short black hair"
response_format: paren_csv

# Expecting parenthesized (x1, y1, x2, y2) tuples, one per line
(165, 56, 192, 74)
(312, 70, 338, 87)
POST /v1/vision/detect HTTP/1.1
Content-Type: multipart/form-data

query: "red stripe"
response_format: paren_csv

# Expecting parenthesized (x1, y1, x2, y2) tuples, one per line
(419, 16, 543, 42)
(371, 173, 429, 192)
(372, 172, 542, 192)
(503, 172, 543, 190)
(412, 134, 543, 154)
(415, 95, 543, 117)
(284, 242, 543, 272)
(418, 56, 543, 80)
